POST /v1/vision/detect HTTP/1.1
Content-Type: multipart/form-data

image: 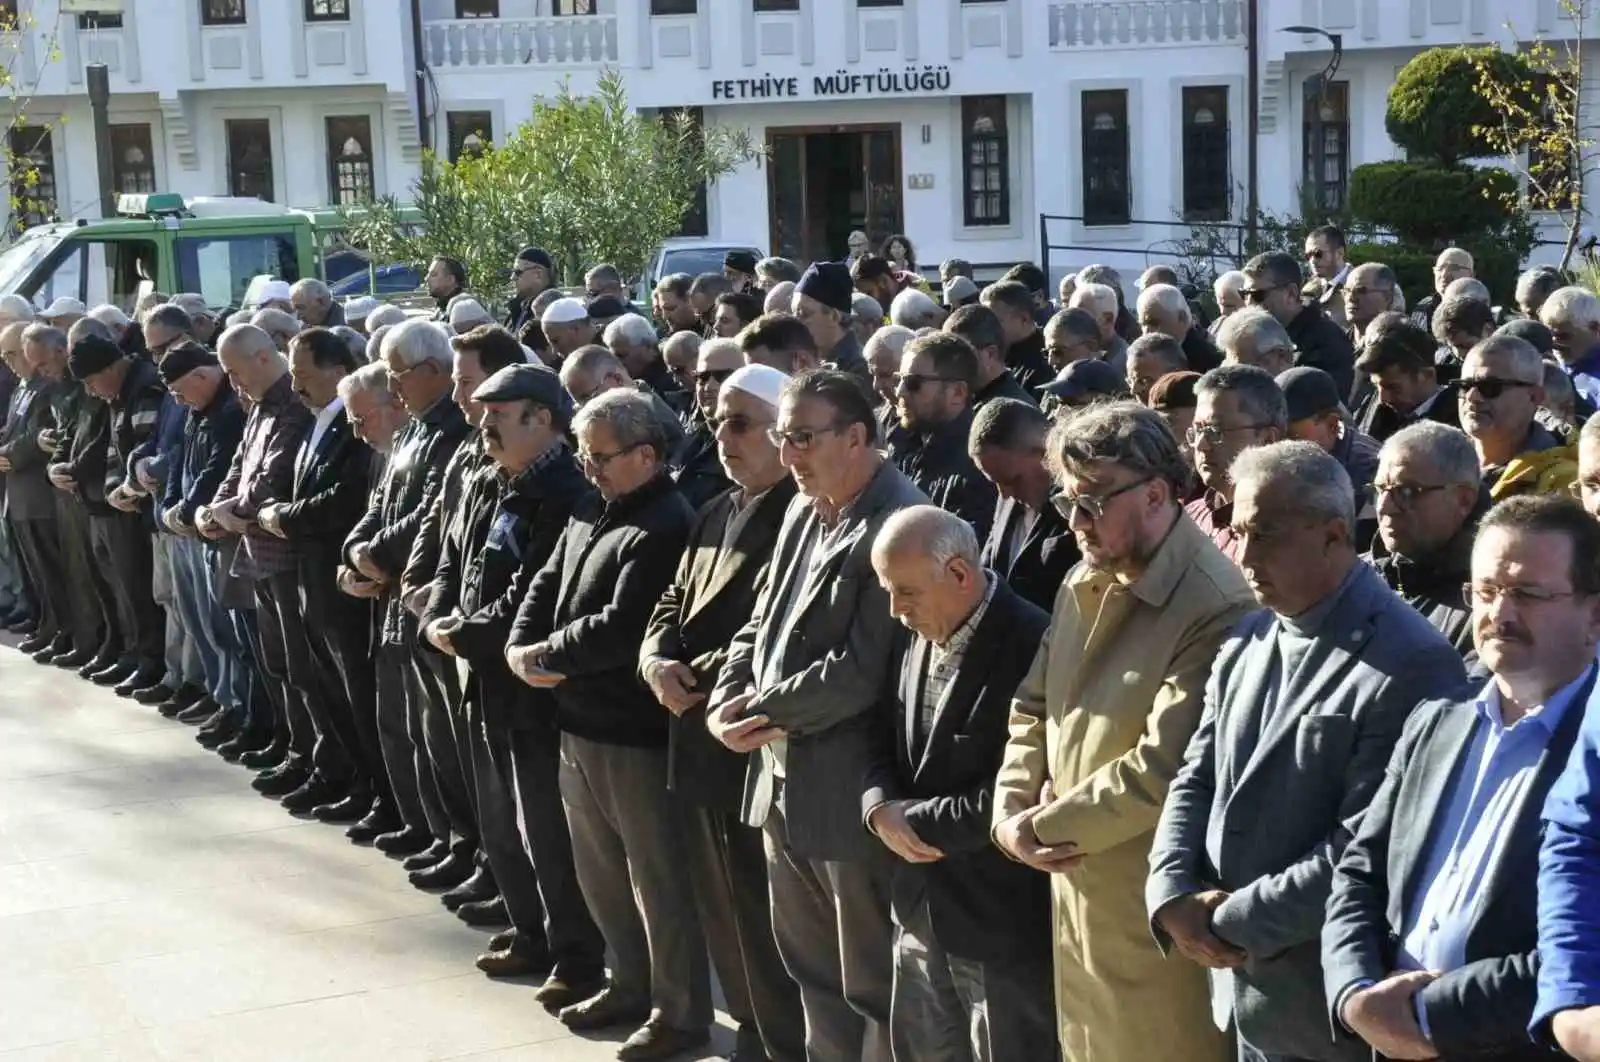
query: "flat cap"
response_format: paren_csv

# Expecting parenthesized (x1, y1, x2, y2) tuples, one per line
(1148, 370, 1201, 412)
(473, 363, 573, 418)
(943, 276, 979, 305)
(1277, 366, 1344, 422)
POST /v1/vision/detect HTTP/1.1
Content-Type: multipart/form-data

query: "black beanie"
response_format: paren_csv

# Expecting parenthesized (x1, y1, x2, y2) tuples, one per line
(797, 261, 854, 315)
(67, 335, 123, 381)
(158, 341, 218, 385)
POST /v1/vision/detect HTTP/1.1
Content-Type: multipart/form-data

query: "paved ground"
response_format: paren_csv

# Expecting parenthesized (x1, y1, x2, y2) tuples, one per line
(0, 641, 737, 1061)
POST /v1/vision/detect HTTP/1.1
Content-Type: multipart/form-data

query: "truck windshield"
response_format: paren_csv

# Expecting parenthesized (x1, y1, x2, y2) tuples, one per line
(0, 230, 61, 296)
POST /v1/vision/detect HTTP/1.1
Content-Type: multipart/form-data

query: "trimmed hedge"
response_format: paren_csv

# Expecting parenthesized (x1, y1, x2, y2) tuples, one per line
(1347, 162, 1520, 246)
(1346, 241, 1520, 307)
(1385, 46, 1537, 165)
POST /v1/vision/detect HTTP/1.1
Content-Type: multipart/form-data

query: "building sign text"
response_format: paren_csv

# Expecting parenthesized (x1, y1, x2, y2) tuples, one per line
(710, 66, 952, 101)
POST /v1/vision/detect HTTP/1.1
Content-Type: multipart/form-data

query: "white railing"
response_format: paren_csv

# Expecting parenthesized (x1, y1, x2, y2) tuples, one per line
(424, 16, 618, 69)
(1049, 1, 1246, 48)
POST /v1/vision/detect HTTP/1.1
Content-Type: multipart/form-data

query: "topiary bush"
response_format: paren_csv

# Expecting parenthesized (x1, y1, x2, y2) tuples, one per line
(1347, 240, 1521, 306)
(1347, 162, 1520, 246)
(1386, 46, 1538, 165)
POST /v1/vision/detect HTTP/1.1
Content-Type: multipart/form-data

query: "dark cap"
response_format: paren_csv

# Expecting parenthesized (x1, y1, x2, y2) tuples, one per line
(1148, 370, 1200, 412)
(796, 261, 855, 315)
(585, 294, 627, 320)
(516, 247, 554, 271)
(67, 334, 124, 381)
(724, 249, 758, 275)
(473, 363, 574, 419)
(157, 341, 218, 385)
(1042, 358, 1127, 402)
(1277, 366, 1344, 422)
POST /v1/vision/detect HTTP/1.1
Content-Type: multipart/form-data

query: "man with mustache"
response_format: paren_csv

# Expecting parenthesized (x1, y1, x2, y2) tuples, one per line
(1327, 494, 1600, 1062)
(1148, 441, 1463, 1062)
(1185, 365, 1288, 564)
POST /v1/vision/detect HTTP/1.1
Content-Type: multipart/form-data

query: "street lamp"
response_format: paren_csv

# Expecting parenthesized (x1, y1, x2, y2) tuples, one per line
(1284, 25, 1344, 213)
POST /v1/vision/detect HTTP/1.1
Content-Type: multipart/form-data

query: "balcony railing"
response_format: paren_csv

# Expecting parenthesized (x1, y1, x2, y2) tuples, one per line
(1049, 1, 1245, 48)
(424, 16, 618, 69)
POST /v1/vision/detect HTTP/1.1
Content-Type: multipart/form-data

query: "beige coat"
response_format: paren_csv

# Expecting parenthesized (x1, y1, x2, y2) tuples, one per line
(993, 513, 1254, 1062)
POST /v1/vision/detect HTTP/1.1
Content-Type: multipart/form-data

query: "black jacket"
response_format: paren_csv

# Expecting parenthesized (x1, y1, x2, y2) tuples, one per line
(1364, 496, 1484, 663)
(1287, 303, 1357, 401)
(862, 579, 1054, 964)
(509, 471, 694, 747)
(167, 383, 245, 525)
(640, 478, 797, 810)
(1322, 666, 1595, 1062)
(428, 445, 592, 734)
(1354, 382, 1462, 444)
(63, 381, 113, 515)
(277, 406, 372, 578)
(1182, 325, 1224, 374)
(1005, 329, 1054, 398)
(670, 420, 732, 512)
(892, 407, 996, 541)
(827, 329, 871, 385)
(345, 394, 471, 645)
(980, 494, 1079, 612)
(403, 431, 492, 596)
(973, 370, 1036, 411)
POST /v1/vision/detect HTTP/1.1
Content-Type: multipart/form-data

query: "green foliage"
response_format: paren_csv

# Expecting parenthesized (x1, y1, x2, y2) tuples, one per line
(344, 71, 762, 303)
(1347, 162, 1522, 245)
(1386, 46, 1536, 165)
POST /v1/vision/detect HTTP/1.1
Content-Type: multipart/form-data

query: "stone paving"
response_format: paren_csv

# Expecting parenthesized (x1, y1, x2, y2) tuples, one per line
(0, 642, 736, 1061)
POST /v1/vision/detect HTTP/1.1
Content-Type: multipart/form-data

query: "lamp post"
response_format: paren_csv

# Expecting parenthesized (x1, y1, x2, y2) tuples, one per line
(1283, 25, 1343, 212)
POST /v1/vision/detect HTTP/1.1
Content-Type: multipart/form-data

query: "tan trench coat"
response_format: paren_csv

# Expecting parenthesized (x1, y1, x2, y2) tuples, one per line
(993, 513, 1254, 1062)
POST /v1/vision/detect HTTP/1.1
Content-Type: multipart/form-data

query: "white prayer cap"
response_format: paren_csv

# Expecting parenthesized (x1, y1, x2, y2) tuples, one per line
(541, 297, 589, 326)
(253, 279, 293, 306)
(721, 364, 789, 410)
(448, 297, 493, 330)
(343, 296, 379, 322)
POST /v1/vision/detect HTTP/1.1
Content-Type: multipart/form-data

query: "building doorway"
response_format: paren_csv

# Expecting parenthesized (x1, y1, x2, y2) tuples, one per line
(768, 124, 902, 265)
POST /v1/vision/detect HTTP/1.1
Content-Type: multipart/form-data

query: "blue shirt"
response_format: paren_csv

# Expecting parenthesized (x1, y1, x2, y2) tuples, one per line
(1532, 664, 1600, 1037)
(1401, 668, 1590, 1037)
(1565, 347, 1600, 409)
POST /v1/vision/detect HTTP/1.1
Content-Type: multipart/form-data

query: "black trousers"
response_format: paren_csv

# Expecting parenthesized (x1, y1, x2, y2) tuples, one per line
(55, 493, 111, 655)
(378, 642, 432, 835)
(12, 517, 67, 642)
(88, 510, 162, 664)
(253, 570, 326, 773)
(470, 704, 546, 954)
(291, 561, 364, 788)
(500, 724, 605, 978)
(407, 648, 476, 852)
(316, 585, 389, 804)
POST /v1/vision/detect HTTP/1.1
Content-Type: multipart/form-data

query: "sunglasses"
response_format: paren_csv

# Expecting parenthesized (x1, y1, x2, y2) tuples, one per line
(710, 413, 769, 437)
(1050, 477, 1152, 522)
(1304, 248, 1326, 260)
(694, 368, 737, 385)
(1241, 283, 1289, 304)
(894, 373, 961, 394)
(1460, 376, 1535, 400)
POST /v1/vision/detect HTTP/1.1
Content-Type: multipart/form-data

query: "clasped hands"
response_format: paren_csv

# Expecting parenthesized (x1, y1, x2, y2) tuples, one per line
(993, 780, 1083, 875)
(705, 691, 787, 754)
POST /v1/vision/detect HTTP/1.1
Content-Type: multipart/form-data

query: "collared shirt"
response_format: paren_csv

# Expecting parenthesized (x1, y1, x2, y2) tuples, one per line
(1566, 347, 1600, 408)
(1400, 664, 1594, 1034)
(719, 483, 776, 558)
(1185, 490, 1240, 562)
(920, 571, 997, 734)
(1003, 503, 1040, 569)
(297, 397, 344, 481)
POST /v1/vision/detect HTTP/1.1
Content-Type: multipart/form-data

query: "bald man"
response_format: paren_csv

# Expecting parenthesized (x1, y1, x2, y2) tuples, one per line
(1411, 248, 1475, 335)
(560, 344, 686, 447)
(864, 504, 1056, 1062)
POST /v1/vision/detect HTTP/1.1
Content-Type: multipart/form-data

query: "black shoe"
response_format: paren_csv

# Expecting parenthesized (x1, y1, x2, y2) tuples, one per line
(53, 647, 93, 670)
(557, 987, 650, 1031)
(18, 633, 52, 655)
(252, 766, 310, 798)
(487, 928, 516, 952)
(281, 777, 346, 815)
(161, 693, 213, 720)
(132, 683, 175, 705)
(196, 717, 242, 750)
(179, 700, 221, 725)
(346, 807, 401, 844)
(115, 664, 165, 698)
(441, 867, 498, 911)
(401, 841, 449, 872)
(169, 683, 205, 709)
(456, 896, 510, 928)
(312, 792, 370, 824)
(535, 969, 610, 1014)
(223, 730, 276, 764)
(196, 707, 236, 734)
(7, 616, 37, 635)
(214, 732, 258, 763)
(75, 653, 115, 678)
(238, 738, 287, 770)
(409, 851, 474, 890)
(90, 661, 135, 687)
(374, 827, 434, 857)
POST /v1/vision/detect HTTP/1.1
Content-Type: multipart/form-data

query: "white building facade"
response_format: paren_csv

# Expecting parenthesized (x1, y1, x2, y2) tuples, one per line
(9, 0, 1593, 281)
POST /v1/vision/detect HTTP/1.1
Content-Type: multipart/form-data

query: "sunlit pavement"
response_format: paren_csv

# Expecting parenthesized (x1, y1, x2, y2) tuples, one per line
(0, 640, 734, 1061)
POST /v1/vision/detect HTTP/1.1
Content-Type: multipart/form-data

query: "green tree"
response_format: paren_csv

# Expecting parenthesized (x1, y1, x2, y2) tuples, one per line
(343, 70, 761, 303)
(2, 8, 67, 236)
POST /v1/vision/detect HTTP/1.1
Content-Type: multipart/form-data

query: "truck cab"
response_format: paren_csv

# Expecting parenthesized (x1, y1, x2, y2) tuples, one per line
(0, 193, 320, 317)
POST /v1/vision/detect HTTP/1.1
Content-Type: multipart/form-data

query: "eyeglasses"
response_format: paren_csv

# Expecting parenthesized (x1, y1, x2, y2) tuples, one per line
(1463, 582, 1578, 608)
(768, 423, 847, 450)
(1241, 283, 1289, 304)
(694, 368, 737, 385)
(1051, 476, 1152, 522)
(577, 442, 643, 469)
(1459, 376, 1536, 400)
(894, 373, 962, 394)
(1349, 285, 1392, 298)
(1186, 422, 1270, 446)
(1367, 482, 1450, 507)
(710, 413, 770, 437)
(569, 386, 599, 406)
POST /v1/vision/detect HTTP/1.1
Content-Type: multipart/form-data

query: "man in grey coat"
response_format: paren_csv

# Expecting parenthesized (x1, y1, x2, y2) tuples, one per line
(708, 369, 927, 1062)
(1147, 440, 1464, 1062)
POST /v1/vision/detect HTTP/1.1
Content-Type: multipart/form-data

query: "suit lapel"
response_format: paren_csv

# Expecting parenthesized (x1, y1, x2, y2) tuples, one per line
(687, 488, 785, 625)
(914, 596, 1005, 779)
(905, 637, 931, 766)
(1393, 705, 1479, 918)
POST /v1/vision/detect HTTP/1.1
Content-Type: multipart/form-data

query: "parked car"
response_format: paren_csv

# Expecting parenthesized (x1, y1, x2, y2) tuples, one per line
(636, 241, 764, 305)
(331, 262, 423, 297)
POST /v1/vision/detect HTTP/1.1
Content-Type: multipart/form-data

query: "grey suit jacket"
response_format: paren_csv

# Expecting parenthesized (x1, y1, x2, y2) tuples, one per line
(712, 459, 928, 861)
(1146, 561, 1465, 1062)
(0, 378, 58, 520)
(1321, 666, 1593, 1062)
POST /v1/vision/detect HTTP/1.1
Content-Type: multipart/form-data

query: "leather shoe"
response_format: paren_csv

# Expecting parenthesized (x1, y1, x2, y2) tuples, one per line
(535, 971, 610, 1014)
(281, 777, 346, 815)
(7, 616, 37, 635)
(132, 683, 175, 705)
(409, 851, 473, 890)
(346, 803, 400, 844)
(558, 988, 650, 1031)
(441, 867, 498, 910)
(91, 661, 135, 687)
(474, 947, 552, 979)
(401, 841, 449, 871)
(456, 896, 510, 928)
(115, 665, 165, 698)
(616, 1019, 710, 1061)
(162, 693, 213, 719)
(177, 700, 219, 724)
(196, 717, 241, 750)
(251, 766, 310, 798)
(214, 731, 260, 763)
(18, 634, 52, 655)
(312, 792, 370, 824)
(487, 928, 516, 952)
(374, 827, 433, 857)
(50, 646, 89, 669)
(238, 738, 287, 770)
(77, 654, 117, 679)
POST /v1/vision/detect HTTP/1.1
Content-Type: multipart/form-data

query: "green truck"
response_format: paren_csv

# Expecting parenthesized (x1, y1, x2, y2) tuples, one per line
(0, 193, 420, 316)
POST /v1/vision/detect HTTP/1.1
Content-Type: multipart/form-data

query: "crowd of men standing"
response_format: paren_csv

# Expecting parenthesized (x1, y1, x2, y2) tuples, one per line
(3, 234, 1600, 1062)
